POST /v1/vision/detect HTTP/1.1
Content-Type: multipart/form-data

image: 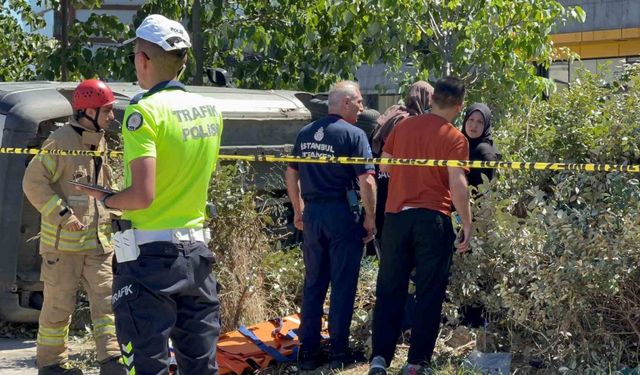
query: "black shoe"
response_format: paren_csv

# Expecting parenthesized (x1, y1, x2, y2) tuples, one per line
(38, 363, 83, 375)
(298, 351, 321, 372)
(99, 356, 126, 375)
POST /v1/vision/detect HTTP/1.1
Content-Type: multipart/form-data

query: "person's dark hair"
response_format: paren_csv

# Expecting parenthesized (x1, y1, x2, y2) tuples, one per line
(431, 76, 465, 108)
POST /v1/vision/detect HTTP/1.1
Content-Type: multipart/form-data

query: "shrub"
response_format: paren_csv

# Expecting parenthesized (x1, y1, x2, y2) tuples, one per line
(207, 162, 273, 331)
(447, 64, 640, 372)
(206, 161, 380, 359)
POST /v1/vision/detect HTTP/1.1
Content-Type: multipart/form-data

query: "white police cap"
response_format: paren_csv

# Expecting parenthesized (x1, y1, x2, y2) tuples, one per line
(123, 14, 191, 51)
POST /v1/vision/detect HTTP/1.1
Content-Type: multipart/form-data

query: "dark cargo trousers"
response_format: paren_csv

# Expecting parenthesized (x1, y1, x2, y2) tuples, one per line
(371, 208, 455, 366)
(298, 200, 365, 356)
(112, 241, 220, 375)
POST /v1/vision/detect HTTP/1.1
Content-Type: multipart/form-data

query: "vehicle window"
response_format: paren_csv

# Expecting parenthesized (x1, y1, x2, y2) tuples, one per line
(0, 114, 6, 145)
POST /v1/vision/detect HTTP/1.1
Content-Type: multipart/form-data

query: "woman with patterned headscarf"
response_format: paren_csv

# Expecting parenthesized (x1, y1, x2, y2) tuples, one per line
(370, 81, 434, 156)
(368, 81, 433, 254)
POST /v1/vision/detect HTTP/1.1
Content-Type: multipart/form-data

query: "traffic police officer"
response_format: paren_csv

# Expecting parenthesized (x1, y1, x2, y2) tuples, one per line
(285, 80, 377, 371)
(79, 14, 223, 375)
(23, 79, 124, 375)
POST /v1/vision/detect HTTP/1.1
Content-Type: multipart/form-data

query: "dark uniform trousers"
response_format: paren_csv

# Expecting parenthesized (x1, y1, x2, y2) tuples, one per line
(112, 241, 220, 375)
(299, 199, 365, 356)
(371, 208, 455, 366)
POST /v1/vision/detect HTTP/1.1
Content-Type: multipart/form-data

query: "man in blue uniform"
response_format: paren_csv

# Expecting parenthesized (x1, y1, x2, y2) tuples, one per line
(286, 80, 377, 371)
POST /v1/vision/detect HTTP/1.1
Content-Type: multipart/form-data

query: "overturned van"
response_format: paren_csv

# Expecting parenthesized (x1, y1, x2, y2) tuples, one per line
(0, 81, 344, 322)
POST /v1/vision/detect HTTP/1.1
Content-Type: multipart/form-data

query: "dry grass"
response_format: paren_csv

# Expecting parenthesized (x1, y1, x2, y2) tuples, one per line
(298, 348, 482, 375)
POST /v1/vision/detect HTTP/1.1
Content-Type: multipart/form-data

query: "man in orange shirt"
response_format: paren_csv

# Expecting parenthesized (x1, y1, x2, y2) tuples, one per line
(368, 77, 472, 375)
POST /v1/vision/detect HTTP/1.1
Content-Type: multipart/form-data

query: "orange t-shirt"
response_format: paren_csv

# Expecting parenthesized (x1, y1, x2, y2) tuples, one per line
(383, 113, 469, 216)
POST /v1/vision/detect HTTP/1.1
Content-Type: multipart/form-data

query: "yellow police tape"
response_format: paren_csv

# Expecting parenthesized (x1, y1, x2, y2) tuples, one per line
(1, 147, 639, 173)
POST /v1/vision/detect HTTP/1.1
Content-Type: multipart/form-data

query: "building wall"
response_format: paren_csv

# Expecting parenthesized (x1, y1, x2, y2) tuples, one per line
(550, 0, 640, 85)
(552, 0, 640, 59)
(556, 0, 640, 33)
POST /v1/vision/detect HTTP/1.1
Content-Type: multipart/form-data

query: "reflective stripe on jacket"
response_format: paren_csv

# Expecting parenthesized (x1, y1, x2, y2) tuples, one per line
(23, 119, 116, 254)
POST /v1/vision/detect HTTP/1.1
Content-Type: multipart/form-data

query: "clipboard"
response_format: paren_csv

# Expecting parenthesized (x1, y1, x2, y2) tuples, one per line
(67, 180, 118, 194)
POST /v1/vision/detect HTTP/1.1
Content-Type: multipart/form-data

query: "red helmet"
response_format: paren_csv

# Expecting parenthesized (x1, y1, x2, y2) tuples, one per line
(72, 79, 116, 111)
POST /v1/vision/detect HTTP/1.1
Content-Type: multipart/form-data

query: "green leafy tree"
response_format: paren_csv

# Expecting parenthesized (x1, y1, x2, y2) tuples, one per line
(14, 0, 585, 104)
(132, 0, 584, 107)
(37, 12, 135, 81)
(30, 0, 134, 81)
(0, 0, 49, 81)
(134, 0, 389, 90)
(378, 0, 585, 110)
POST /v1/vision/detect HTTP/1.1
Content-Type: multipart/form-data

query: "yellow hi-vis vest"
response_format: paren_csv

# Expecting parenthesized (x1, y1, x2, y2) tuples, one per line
(121, 80, 223, 230)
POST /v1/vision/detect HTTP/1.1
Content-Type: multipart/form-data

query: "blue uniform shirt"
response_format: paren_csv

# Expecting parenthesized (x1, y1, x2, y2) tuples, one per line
(290, 114, 375, 201)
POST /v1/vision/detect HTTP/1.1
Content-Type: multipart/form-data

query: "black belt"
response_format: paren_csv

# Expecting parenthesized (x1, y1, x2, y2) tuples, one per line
(138, 242, 203, 256)
(304, 196, 346, 204)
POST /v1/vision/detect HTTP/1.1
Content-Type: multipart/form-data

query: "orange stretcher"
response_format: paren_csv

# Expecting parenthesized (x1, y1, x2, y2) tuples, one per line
(217, 314, 323, 374)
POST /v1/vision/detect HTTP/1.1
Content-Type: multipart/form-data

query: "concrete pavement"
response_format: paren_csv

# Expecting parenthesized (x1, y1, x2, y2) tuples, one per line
(0, 338, 98, 374)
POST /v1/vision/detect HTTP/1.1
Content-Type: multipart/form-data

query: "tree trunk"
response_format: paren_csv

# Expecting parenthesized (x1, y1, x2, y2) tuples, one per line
(192, 0, 203, 85)
(60, 0, 69, 81)
(441, 31, 455, 77)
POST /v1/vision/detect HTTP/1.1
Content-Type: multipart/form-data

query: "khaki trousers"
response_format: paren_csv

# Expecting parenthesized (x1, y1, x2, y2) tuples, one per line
(37, 251, 120, 367)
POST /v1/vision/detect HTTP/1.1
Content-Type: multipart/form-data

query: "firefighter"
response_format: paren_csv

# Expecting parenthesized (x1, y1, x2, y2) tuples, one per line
(23, 79, 125, 375)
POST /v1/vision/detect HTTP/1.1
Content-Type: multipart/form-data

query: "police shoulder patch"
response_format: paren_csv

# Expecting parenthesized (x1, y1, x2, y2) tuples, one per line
(126, 112, 143, 131)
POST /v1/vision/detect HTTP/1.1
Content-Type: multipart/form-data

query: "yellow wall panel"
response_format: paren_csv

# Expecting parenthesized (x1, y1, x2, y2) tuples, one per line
(552, 28, 640, 59)
(592, 29, 623, 41)
(620, 40, 640, 56)
(552, 32, 582, 44)
(622, 28, 640, 39)
(581, 31, 595, 42)
(580, 42, 619, 59)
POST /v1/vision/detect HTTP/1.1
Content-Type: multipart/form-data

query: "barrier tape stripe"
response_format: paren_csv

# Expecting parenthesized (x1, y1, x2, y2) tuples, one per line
(0, 147, 124, 158)
(1, 147, 639, 173)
